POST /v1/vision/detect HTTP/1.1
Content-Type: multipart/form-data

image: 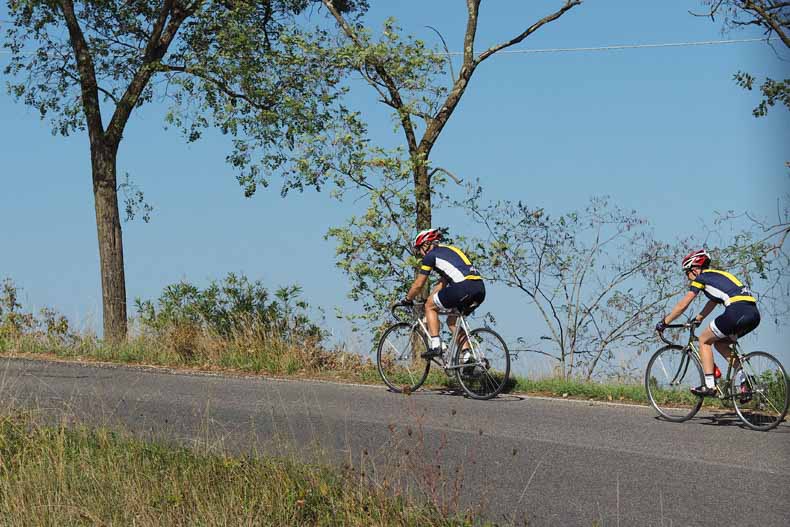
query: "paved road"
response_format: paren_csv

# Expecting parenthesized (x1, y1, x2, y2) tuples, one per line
(1, 357, 788, 526)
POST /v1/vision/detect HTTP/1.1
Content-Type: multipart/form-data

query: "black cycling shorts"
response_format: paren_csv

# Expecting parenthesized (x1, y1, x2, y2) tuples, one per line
(710, 301, 760, 340)
(434, 280, 486, 314)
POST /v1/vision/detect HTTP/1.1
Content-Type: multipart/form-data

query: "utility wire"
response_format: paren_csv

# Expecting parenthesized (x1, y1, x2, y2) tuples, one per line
(0, 37, 776, 56)
(444, 37, 774, 56)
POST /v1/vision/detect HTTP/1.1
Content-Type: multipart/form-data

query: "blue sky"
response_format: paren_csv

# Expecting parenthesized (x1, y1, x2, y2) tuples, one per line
(1, 1, 788, 374)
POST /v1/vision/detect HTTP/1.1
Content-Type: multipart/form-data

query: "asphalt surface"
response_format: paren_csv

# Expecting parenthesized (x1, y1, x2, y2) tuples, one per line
(1, 357, 788, 526)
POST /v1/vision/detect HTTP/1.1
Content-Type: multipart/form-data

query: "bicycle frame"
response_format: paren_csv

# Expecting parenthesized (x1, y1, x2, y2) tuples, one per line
(411, 308, 479, 372)
(658, 322, 743, 400)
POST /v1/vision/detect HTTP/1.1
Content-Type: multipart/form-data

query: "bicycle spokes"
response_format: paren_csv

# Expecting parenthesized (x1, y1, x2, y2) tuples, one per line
(732, 352, 789, 431)
(455, 328, 511, 400)
(645, 346, 704, 422)
(376, 323, 431, 394)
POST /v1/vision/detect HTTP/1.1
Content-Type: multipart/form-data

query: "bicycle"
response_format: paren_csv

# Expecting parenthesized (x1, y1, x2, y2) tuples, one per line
(645, 320, 789, 431)
(376, 301, 511, 400)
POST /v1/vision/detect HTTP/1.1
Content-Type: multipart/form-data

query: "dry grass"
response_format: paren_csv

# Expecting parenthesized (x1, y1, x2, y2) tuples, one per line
(1, 321, 379, 382)
(0, 409, 488, 526)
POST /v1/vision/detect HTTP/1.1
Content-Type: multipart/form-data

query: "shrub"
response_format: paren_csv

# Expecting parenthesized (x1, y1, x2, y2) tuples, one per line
(135, 273, 323, 342)
(0, 278, 74, 346)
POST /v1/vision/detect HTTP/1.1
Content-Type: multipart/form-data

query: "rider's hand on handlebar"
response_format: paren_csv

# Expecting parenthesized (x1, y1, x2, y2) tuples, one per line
(401, 297, 414, 306)
(655, 320, 668, 333)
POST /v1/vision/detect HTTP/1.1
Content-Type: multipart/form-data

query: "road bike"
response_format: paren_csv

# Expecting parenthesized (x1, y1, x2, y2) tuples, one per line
(645, 321, 789, 431)
(376, 301, 511, 400)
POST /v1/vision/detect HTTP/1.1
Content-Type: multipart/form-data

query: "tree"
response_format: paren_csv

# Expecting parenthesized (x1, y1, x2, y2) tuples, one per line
(295, 1, 582, 323)
(462, 185, 789, 378)
(463, 193, 679, 379)
(705, 188, 790, 320)
(3, 0, 357, 340)
(319, 0, 581, 233)
(693, 1, 790, 116)
(209, 1, 582, 323)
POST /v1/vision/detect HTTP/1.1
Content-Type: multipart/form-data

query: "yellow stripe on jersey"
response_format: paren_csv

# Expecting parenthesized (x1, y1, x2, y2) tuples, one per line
(690, 281, 704, 290)
(704, 269, 743, 287)
(465, 275, 482, 280)
(441, 244, 472, 265)
(729, 295, 756, 304)
(420, 265, 432, 272)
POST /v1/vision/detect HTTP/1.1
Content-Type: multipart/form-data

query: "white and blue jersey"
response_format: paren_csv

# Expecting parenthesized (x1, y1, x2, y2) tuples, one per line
(419, 245, 482, 284)
(690, 269, 760, 339)
(689, 269, 756, 306)
(420, 245, 485, 312)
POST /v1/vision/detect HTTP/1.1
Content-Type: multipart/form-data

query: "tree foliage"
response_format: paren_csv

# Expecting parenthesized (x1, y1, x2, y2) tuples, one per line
(257, 1, 581, 326)
(135, 273, 323, 341)
(693, 1, 790, 117)
(733, 71, 790, 117)
(3, 0, 354, 138)
(2, 0, 363, 340)
(705, 190, 790, 320)
(695, 1, 789, 46)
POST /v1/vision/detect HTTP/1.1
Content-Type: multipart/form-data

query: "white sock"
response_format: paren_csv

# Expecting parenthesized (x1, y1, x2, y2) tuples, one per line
(430, 336, 441, 349)
(736, 371, 745, 384)
(704, 374, 716, 389)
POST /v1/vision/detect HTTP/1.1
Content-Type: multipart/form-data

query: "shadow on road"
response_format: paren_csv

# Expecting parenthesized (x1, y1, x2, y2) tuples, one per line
(652, 413, 790, 433)
(385, 386, 526, 402)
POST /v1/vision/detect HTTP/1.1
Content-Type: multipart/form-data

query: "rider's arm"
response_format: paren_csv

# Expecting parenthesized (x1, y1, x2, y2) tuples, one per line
(695, 299, 717, 322)
(406, 250, 437, 302)
(663, 291, 698, 324)
(406, 274, 428, 302)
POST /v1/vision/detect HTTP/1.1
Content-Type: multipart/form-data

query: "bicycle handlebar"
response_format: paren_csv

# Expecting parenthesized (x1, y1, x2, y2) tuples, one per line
(390, 300, 424, 318)
(656, 320, 700, 346)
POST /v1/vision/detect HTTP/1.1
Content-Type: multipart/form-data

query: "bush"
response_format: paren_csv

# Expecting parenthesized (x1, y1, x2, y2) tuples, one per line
(135, 273, 322, 342)
(131, 273, 369, 374)
(0, 278, 73, 347)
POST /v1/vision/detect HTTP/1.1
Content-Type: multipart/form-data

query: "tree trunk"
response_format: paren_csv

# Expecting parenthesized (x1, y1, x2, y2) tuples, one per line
(91, 144, 127, 342)
(413, 160, 432, 300)
(414, 160, 431, 231)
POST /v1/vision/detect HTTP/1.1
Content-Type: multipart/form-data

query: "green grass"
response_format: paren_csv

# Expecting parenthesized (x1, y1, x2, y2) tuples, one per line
(510, 374, 649, 402)
(0, 410, 486, 526)
(2, 334, 714, 408)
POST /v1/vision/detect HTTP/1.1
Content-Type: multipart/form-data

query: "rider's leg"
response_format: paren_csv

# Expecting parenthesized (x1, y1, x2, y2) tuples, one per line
(713, 340, 738, 367)
(698, 327, 718, 388)
(424, 294, 441, 348)
(446, 315, 470, 351)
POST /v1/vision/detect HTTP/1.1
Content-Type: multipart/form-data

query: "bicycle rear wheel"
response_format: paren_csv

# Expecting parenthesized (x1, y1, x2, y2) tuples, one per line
(455, 328, 510, 400)
(376, 322, 431, 394)
(645, 345, 704, 422)
(732, 351, 789, 431)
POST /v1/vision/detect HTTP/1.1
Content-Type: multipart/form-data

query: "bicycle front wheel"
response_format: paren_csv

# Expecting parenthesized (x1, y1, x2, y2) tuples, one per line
(376, 322, 431, 394)
(732, 351, 789, 431)
(455, 328, 511, 400)
(645, 345, 704, 422)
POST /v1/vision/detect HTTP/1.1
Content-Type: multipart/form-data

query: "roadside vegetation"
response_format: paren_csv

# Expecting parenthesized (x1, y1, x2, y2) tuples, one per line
(0, 274, 380, 383)
(0, 275, 684, 406)
(0, 409, 484, 526)
(0, 275, 736, 408)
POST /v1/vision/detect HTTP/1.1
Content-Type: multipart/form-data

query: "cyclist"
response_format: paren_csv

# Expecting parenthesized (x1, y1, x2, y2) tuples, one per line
(403, 228, 486, 358)
(656, 249, 760, 397)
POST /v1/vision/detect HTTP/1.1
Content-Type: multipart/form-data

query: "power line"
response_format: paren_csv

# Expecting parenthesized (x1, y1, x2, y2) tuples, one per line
(445, 37, 774, 56)
(0, 36, 775, 57)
